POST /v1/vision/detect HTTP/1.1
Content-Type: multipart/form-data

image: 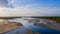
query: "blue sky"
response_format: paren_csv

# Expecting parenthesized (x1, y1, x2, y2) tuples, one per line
(0, 0, 60, 16)
(14, 0, 60, 8)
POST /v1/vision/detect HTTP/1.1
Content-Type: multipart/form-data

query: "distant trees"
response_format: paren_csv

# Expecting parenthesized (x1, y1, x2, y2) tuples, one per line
(31, 17, 60, 24)
(41, 17, 60, 24)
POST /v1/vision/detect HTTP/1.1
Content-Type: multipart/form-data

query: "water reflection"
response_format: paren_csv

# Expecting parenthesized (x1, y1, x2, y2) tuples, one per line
(3, 18, 60, 34)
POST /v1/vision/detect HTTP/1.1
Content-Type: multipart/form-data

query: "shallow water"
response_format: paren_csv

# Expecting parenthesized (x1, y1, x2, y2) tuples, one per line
(4, 18, 60, 34)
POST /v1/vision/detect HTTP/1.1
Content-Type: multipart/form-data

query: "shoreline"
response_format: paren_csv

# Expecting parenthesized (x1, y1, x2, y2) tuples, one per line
(0, 21, 23, 34)
(34, 23, 60, 31)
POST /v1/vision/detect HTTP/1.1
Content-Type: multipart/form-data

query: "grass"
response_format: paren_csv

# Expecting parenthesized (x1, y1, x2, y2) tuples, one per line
(41, 17, 60, 24)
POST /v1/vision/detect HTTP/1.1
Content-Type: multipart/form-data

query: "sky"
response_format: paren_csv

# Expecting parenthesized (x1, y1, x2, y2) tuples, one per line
(0, 0, 60, 17)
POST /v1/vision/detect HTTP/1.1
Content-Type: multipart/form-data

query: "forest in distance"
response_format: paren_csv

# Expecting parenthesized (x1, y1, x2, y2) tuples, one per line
(0, 16, 60, 24)
(31, 17, 60, 24)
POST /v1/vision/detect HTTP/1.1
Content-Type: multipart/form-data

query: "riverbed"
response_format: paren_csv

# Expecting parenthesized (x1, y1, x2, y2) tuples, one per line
(4, 18, 60, 34)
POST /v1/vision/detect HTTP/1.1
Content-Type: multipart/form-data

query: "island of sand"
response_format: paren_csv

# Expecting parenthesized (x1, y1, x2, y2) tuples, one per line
(0, 20, 23, 34)
(34, 22, 60, 31)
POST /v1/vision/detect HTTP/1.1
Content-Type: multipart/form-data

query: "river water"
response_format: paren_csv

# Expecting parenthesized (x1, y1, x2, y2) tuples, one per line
(4, 18, 60, 34)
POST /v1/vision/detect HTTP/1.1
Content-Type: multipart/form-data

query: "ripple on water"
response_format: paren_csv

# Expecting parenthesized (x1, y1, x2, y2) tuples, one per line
(4, 18, 60, 34)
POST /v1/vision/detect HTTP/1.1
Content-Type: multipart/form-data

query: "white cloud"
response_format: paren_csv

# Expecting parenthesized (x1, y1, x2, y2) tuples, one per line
(7, 0, 16, 6)
(0, 0, 15, 8)
(0, 0, 60, 17)
(0, 5, 60, 17)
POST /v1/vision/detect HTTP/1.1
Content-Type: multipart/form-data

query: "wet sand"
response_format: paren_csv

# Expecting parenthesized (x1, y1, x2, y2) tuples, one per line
(26, 29, 40, 34)
(34, 23, 60, 31)
(0, 21, 23, 34)
(27, 29, 32, 34)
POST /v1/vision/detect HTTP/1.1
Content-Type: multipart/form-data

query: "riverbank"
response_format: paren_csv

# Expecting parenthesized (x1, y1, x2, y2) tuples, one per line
(34, 23, 60, 31)
(0, 21, 23, 34)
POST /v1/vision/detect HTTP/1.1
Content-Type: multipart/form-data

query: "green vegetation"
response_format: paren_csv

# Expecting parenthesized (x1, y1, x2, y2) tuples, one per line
(41, 17, 60, 24)
(31, 17, 60, 24)
(0, 17, 21, 19)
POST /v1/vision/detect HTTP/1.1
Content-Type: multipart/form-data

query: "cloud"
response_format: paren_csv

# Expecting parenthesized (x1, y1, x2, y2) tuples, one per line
(0, 0, 16, 8)
(0, 5, 60, 17)
(0, 0, 60, 17)
(0, 0, 8, 7)
(7, 0, 16, 7)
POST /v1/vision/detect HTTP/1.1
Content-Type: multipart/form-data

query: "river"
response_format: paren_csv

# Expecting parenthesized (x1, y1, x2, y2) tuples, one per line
(4, 18, 60, 34)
